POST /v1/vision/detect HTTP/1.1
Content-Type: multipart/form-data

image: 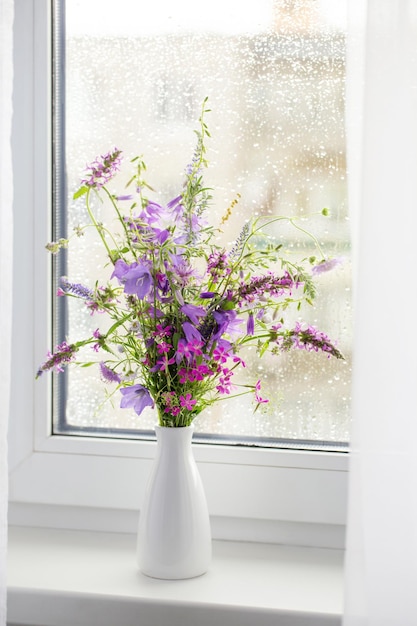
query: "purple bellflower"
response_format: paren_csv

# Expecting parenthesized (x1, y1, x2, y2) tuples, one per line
(120, 384, 154, 416)
(112, 259, 152, 299)
(182, 322, 203, 344)
(181, 303, 206, 325)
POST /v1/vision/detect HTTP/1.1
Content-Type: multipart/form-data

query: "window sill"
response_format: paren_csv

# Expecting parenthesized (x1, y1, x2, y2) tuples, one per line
(7, 526, 344, 626)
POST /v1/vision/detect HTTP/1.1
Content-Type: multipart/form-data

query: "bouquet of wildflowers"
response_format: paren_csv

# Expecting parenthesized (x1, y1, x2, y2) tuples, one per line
(37, 100, 343, 427)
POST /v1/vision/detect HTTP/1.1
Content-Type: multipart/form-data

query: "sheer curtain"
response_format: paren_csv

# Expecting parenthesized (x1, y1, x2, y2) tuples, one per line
(344, 1, 417, 624)
(0, 0, 14, 623)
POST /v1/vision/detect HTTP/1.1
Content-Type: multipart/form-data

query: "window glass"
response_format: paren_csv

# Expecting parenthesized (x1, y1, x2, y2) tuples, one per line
(55, 0, 351, 446)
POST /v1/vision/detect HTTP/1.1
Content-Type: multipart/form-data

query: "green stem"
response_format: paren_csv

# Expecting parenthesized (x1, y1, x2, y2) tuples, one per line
(86, 188, 114, 260)
(287, 217, 326, 260)
(210, 387, 257, 403)
(102, 186, 134, 254)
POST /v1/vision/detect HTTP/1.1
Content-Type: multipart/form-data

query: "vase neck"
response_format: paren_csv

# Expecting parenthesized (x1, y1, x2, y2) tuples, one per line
(155, 424, 194, 447)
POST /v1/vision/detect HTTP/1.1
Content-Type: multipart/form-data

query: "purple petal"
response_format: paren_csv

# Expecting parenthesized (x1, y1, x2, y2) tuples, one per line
(312, 257, 343, 275)
(120, 384, 154, 416)
(111, 258, 130, 281)
(181, 303, 206, 325)
(123, 264, 153, 299)
(247, 313, 255, 336)
(155, 229, 170, 244)
(182, 322, 203, 344)
(100, 362, 121, 383)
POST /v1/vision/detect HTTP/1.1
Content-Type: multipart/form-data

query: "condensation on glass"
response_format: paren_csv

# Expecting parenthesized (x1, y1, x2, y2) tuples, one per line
(55, 0, 351, 447)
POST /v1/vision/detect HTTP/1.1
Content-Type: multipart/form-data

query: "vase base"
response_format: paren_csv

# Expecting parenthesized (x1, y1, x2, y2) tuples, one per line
(139, 566, 209, 581)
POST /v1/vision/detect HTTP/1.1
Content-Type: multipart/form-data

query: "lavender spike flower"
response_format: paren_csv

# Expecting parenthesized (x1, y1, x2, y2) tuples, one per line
(59, 277, 94, 300)
(229, 222, 250, 260)
(238, 271, 297, 303)
(36, 341, 77, 377)
(81, 148, 122, 189)
(273, 323, 343, 360)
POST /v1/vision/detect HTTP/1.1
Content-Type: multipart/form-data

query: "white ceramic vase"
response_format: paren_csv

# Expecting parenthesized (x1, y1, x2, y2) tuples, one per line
(137, 424, 212, 579)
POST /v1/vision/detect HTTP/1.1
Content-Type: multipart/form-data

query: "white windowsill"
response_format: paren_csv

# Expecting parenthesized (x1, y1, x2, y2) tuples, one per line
(7, 526, 344, 626)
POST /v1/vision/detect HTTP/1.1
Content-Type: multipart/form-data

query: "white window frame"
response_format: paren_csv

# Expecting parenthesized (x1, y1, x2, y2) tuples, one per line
(8, 0, 349, 548)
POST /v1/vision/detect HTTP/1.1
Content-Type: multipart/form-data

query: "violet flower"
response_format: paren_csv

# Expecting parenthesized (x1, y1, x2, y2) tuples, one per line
(112, 259, 152, 299)
(169, 253, 197, 287)
(212, 309, 243, 340)
(182, 322, 203, 344)
(99, 362, 121, 384)
(167, 195, 184, 221)
(312, 257, 343, 275)
(139, 201, 166, 225)
(246, 313, 255, 336)
(120, 384, 154, 416)
(181, 303, 206, 325)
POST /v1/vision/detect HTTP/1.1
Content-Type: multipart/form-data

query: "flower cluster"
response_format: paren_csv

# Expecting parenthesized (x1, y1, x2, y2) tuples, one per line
(37, 100, 343, 427)
(37, 341, 77, 376)
(81, 148, 122, 189)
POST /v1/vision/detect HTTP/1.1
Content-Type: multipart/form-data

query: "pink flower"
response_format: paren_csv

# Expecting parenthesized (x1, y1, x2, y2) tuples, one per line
(216, 367, 235, 395)
(153, 324, 173, 338)
(213, 345, 229, 364)
(180, 394, 197, 410)
(176, 339, 194, 362)
(255, 380, 269, 405)
(178, 368, 190, 384)
(150, 355, 175, 372)
(156, 341, 172, 355)
(195, 363, 211, 377)
(212, 338, 233, 364)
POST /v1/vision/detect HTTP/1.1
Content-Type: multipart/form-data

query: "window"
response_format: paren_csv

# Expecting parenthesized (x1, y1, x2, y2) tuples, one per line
(9, 0, 348, 545)
(54, 0, 351, 448)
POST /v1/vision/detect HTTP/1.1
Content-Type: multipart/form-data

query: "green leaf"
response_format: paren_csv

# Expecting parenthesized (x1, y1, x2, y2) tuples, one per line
(106, 314, 131, 337)
(73, 185, 88, 200)
(172, 332, 180, 349)
(259, 341, 270, 358)
(100, 344, 116, 355)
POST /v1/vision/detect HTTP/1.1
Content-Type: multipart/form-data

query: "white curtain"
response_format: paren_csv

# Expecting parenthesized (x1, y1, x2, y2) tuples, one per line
(344, 1, 417, 624)
(0, 0, 14, 624)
